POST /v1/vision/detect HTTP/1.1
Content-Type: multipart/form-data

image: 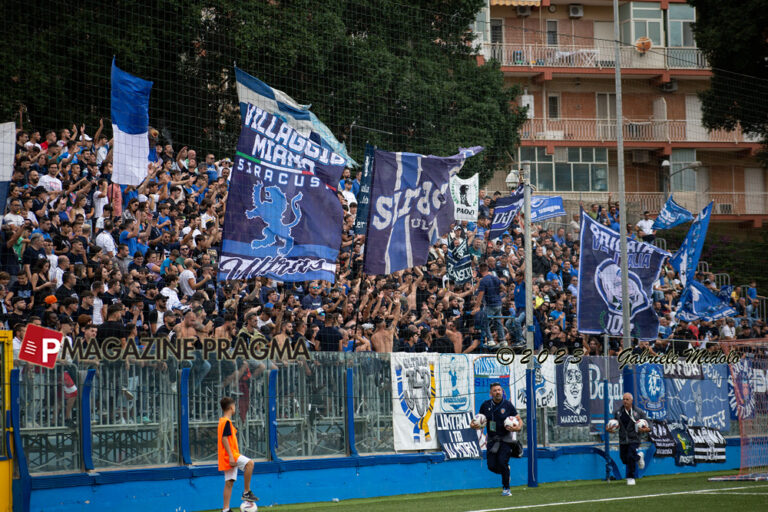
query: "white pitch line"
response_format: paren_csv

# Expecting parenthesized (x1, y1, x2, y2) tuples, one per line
(699, 492, 768, 496)
(466, 484, 768, 512)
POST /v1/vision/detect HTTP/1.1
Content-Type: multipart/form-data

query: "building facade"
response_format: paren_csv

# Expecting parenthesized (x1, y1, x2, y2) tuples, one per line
(475, 0, 766, 226)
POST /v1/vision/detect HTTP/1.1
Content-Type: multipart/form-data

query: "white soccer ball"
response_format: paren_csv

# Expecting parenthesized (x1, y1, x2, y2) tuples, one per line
(606, 419, 619, 432)
(504, 416, 520, 430)
(636, 419, 649, 432)
(240, 501, 258, 512)
(473, 413, 487, 428)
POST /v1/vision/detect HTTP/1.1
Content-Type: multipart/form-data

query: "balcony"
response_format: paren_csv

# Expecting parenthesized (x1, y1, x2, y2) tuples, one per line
(482, 42, 708, 70)
(521, 118, 758, 145)
(551, 192, 768, 219)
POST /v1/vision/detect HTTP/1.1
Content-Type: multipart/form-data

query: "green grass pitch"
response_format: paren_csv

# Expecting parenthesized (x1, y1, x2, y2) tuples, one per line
(202, 471, 768, 511)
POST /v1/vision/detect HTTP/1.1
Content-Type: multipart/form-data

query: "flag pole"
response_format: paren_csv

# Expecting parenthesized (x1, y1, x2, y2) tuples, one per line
(612, 0, 632, 350)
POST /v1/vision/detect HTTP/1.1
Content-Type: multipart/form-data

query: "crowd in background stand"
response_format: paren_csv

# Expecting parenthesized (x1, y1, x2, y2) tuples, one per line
(2, 118, 766, 370)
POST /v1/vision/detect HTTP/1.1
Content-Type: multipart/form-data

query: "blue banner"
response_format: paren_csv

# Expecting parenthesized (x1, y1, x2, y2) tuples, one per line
(354, 144, 376, 235)
(586, 356, 624, 433)
(669, 424, 697, 466)
(218, 104, 345, 282)
(530, 195, 566, 223)
(729, 356, 756, 420)
(677, 280, 737, 322)
(577, 211, 670, 340)
(665, 364, 730, 430)
(636, 364, 667, 420)
(670, 202, 713, 286)
(487, 185, 524, 240)
(556, 357, 590, 426)
(435, 412, 481, 459)
(363, 147, 483, 275)
(651, 195, 694, 230)
(446, 239, 472, 285)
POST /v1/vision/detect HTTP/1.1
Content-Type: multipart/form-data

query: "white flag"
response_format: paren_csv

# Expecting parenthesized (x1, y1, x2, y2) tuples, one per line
(450, 173, 479, 222)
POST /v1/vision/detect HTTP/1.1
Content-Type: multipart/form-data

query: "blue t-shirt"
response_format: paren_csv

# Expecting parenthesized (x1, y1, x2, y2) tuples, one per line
(478, 274, 502, 307)
(119, 230, 138, 256)
(514, 283, 526, 311)
(747, 287, 758, 301)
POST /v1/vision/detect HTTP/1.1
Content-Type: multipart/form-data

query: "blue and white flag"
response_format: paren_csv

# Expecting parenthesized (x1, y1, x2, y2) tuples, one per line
(677, 280, 737, 322)
(235, 67, 357, 168)
(110, 59, 153, 186)
(530, 195, 566, 223)
(670, 202, 713, 287)
(363, 146, 483, 275)
(577, 211, 670, 340)
(636, 364, 667, 420)
(652, 195, 694, 230)
(354, 144, 375, 235)
(446, 238, 472, 285)
(556, 357, 590, 426)
(487, 185, 524, 240)
(218, 104, 345, 283)
(665, 364, 730, 430)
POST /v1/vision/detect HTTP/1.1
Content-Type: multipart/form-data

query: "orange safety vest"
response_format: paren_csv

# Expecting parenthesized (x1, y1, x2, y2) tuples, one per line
(217, 417, 240, 471)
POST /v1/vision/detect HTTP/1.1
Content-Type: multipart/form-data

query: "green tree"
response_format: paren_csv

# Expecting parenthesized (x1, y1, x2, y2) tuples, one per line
(688, 0, 768, 157)
(1, 0, 526, 184)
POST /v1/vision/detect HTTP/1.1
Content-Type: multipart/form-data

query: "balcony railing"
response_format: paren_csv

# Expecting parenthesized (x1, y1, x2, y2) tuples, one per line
(553, 192, 768, 217)
(482, 42, 708, 70)
(521, 118, 755, 144)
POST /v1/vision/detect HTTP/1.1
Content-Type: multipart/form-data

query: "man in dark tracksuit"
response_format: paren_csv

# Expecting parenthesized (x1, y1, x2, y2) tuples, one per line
(613, 392, 649, 485)
(472, 382, 522, 496)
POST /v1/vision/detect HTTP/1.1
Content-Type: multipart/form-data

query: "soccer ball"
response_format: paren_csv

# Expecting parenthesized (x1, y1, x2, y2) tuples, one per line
(606, 419, 619, 432)
(636, 419, 649, 432)
(473, 413, 487, 427)
(240, 501, 258, 512)
(504, 417, 520, 430)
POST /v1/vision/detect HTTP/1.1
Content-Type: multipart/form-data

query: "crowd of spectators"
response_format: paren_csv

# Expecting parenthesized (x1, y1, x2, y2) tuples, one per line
(2, 118, 767, 370)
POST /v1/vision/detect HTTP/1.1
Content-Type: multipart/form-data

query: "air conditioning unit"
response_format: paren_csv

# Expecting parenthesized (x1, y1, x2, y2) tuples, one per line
(569, 4, 584, 18)
(517, 6, 531, 17)
(660, 79, 678, 93)
(717, 203, 733, 214)
(554, 147, 568, 163)
(632, 150, 650, 164)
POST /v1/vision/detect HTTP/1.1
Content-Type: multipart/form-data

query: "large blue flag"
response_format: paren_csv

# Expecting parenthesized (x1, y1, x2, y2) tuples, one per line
(652, 195, 694, 230)
(446, 238, 472, 285)
(235, 67, 357, 167)
(530, 195, 566, 223)
(218, 104, 345, 283)
(363, 147, 483, 275)
(577, 211, 670, 340)
(487, 185, 524, 240)
(670, 202, 713, 286)
(111, 59, 153, 186)
(677, 280, 737, 322)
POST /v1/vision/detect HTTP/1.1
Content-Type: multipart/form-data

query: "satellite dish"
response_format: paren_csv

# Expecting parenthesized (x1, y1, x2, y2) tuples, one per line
(635, 37, 652, 54)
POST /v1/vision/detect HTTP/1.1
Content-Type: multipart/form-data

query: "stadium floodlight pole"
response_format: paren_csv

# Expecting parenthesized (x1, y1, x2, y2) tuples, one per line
(612, 0, 631, 350)
(522, 161, 538, 488)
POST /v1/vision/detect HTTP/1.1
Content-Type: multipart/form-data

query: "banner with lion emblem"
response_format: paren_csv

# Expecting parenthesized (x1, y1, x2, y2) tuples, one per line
(577, 211, 670, 340)
(391, 353, 439, 451)
(218, 103, 345, 282)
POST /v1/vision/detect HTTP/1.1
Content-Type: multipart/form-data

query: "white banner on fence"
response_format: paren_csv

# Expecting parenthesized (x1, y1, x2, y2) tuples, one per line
(438, 354, 473, 413)
(391, 353, 439, 451)
(511, 358, 557, 409)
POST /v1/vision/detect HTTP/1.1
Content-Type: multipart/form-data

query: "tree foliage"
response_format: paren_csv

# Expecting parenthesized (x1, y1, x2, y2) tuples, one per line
(688, 0, 768, 155)
(1, 0, 526, 184)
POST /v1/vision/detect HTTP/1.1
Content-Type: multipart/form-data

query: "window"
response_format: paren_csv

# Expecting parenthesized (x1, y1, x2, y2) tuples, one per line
(490, 19, 503, 44)
(619, 1, 663, 47)
(547, 94, 560, 120)
(668, 5, 695, 47)
(522, 146, 608, 192)
(546, 20, 558, 46)
(669, 149, 697, 192)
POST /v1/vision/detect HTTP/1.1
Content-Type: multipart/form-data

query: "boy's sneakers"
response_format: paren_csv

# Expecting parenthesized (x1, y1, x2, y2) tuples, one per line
(501, 488, 512, 496)
(241, 490, 258, 502)
(637, 450, 645, 469)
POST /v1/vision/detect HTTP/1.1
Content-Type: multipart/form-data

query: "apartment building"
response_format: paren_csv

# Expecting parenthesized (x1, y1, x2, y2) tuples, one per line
(474, 0, 766, 226)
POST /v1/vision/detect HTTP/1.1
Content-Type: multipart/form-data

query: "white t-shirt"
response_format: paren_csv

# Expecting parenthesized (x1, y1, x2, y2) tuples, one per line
(342, 189, 357, 206)
(95, 231, 117, 257)
(179, 269, 196, 297)
(93, 191, 109, 218)
(181, 227, 202, 248)
(39, 174, 62, 193)
(636, 219, 655, 235)
(2, 213, 25, 227)
(161, 287, 181, 310)
(93, 296, 104, 325)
